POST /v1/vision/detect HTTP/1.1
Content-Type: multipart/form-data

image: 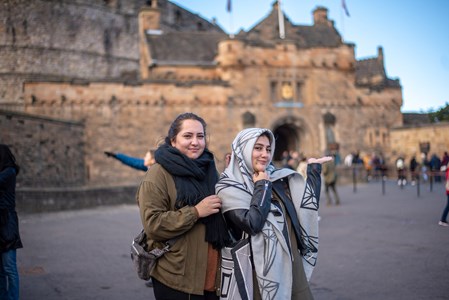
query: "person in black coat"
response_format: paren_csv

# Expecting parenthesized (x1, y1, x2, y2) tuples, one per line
(0, 144, 22, 300)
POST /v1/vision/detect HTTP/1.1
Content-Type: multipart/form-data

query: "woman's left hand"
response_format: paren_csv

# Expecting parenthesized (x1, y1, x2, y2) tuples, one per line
(308, 156, 333, 164)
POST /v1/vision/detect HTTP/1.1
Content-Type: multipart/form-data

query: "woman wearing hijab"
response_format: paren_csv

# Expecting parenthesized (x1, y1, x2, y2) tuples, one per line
(137, 112, 230, 300)
(216, 128, 330, 300)
(0, 145, 22, 300)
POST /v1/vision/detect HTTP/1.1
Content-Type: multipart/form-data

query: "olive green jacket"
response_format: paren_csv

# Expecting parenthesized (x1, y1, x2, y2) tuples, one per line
(322, 160, 337, 184)
(136, 163, 216, 295)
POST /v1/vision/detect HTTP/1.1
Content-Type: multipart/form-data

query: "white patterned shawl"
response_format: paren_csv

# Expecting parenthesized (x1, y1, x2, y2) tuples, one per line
(216, 128, 319, 300)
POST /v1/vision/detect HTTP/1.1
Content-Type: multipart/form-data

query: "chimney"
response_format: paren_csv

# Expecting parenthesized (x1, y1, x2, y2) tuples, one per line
(377, 46, 384, 62)
(313, 6, 331, 26)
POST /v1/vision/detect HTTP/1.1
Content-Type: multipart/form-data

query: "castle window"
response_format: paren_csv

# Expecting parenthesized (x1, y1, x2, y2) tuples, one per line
(296, 82, 302, 103)
(197, 22, 203, 30)
(242, 112, 256, 128)
(270, 81, 278, 101)
(323, 112, 336, 125)
(323, 112, 336, 145)
(175, 10, 182, 25)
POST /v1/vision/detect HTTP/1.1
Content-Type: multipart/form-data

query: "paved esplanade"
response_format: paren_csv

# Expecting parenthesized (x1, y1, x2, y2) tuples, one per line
(18, 180, 449, 300)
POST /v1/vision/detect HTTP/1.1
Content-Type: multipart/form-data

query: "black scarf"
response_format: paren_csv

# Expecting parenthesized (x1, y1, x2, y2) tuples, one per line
(155, 143, 230, 249)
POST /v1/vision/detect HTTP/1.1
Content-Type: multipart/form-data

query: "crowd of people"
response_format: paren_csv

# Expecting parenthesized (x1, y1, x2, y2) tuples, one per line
(395, 152, 449, 187)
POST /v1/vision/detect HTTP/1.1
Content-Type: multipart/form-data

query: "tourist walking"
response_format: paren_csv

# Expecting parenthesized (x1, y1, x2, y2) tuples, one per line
(396, 156, 407, 186)
(322, 155, 341, 205)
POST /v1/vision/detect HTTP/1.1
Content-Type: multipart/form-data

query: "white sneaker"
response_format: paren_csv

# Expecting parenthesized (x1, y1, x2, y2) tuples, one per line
(438, 221, 449, 227)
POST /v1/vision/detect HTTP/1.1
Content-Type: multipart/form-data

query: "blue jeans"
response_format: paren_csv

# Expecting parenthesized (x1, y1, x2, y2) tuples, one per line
(0, 249, 19, 300)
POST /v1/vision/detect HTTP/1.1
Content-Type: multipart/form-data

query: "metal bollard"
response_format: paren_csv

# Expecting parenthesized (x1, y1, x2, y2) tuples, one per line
(429, 173, 433, 192)
(417, 176, 420, 197)
(353, 166, 357, 193)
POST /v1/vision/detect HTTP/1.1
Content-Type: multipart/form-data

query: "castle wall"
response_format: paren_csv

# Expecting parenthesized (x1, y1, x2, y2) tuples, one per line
(18, 61, 404, 187)
(0, 109, 86, 188)
(390, 123, 449, 162)
(0, 0, 141, 106)
(22, 81, 233, 185)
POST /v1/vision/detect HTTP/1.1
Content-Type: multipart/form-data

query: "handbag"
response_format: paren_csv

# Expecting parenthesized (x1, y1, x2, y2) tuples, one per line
(220, 235, 253, 300)
(130, 229, 178, 280)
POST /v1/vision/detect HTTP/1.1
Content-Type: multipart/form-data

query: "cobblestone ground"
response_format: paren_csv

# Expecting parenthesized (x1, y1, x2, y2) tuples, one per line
(18, 180, 449, 300)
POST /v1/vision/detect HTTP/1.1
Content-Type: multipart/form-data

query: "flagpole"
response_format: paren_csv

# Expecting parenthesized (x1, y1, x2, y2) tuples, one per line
(340, 2, 345, 39)
(227, 0, 234, 38)
(229, 12, 234, 38)
(277, 0, 285, 39)
(340, 0, 350, 40)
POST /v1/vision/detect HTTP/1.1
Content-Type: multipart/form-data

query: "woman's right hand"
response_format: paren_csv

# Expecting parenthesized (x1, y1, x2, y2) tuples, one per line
(253, 170, 269, 182)
(195, 195, 222, 218)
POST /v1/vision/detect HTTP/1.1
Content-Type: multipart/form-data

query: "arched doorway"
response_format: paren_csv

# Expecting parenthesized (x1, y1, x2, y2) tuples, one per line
(272, 124, 299, 162)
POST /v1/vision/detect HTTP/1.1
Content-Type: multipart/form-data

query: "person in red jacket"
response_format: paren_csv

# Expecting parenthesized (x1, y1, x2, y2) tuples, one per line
(438, 161, 449, 227)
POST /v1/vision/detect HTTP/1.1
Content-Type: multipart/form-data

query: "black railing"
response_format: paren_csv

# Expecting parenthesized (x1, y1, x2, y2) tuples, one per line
(335, 165, 447, 197)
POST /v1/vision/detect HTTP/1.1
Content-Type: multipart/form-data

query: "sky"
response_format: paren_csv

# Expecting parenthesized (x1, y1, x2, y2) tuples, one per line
(170, 0, 449, 113)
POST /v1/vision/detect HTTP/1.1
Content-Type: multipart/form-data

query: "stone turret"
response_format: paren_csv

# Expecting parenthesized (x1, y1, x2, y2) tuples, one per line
(377, 46, 384, 63)
(313, 6, 332, 27)
(139, 1, 161, 79)
(217, 39, 245, 67)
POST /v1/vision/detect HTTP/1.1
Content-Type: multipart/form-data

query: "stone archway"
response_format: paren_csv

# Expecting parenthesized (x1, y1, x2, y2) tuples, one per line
(272, 123, 300, 161)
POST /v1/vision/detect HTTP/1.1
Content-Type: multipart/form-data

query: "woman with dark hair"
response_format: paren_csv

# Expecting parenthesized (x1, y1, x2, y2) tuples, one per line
(0, 144, 22, 300)
(216, 128, 331, 300)
(137, 112, 230, 299)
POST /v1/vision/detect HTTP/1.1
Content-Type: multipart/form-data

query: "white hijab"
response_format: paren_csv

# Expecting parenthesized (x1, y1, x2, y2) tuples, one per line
(216, 128, 319, 299)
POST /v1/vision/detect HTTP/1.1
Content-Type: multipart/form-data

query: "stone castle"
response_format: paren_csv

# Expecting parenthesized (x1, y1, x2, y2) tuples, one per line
(1, 0, 448, 198)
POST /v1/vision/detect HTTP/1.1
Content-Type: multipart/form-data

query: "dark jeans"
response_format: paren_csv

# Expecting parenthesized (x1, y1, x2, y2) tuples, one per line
(441, 194, 449, 223)
(325, 181, 340, 204)
(0, 249, 19, 300)
(152, 278, 218, 300)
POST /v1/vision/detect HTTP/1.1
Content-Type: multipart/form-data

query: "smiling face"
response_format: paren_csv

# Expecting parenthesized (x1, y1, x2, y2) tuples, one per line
(252, 134, 272, 173)
(170, 119, 206, 159)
